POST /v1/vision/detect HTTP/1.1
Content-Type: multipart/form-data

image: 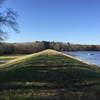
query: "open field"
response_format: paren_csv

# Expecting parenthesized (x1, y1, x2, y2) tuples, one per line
(0, 55, 27, 65)
(0, 49, 100, 100)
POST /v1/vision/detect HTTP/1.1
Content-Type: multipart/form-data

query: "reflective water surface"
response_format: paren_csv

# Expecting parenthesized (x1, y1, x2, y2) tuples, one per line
(63, 51, 100, 66)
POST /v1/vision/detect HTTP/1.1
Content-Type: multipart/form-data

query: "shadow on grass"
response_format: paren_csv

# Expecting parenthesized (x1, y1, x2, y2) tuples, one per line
(0, 65, 100, 99)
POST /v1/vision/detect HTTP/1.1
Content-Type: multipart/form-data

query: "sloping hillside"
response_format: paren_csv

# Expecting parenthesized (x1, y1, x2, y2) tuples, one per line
(0, 49, 100, 100)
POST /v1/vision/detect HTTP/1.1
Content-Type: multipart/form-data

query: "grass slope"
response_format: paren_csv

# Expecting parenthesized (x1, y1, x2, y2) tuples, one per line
(0, 49, 100, 100)
(0, 55, 26, 65)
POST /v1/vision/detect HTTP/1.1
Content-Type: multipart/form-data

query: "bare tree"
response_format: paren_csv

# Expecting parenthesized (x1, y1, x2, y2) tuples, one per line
(0, 0, 19, 40)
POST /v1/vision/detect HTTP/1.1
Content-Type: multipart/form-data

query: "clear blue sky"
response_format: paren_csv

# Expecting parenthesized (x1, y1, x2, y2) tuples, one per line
(3, 0, 100, 44)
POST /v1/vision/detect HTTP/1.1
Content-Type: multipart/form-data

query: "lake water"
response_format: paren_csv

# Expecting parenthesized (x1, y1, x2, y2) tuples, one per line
(63, 51, 100, 66)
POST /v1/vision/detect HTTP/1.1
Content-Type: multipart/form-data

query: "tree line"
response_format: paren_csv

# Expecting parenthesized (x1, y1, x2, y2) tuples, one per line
(0, 41, 100, 55)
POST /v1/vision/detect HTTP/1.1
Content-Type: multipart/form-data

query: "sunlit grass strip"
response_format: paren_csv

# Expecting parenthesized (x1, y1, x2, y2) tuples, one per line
(0, 50, 95, 66)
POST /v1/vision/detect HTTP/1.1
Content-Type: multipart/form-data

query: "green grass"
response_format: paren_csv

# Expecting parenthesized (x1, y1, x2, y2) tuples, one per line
(0, 55, 27, 65)
(0, 49, 100, 100)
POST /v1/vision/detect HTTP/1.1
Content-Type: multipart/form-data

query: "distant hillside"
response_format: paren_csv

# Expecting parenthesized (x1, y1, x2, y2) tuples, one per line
(0, 41, 100, 54)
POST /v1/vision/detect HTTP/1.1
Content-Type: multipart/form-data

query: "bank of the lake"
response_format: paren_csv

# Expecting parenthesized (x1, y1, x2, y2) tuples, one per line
(0, 49, 100, 99)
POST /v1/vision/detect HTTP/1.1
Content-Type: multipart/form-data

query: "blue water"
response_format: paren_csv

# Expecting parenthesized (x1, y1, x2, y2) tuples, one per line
(63, 51, 100, 66)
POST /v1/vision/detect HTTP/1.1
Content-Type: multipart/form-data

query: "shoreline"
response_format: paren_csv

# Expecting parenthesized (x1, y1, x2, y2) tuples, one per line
(61, 52, 99, 67)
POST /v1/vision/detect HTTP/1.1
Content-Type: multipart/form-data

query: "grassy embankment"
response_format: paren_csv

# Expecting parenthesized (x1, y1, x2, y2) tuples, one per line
(0, 49, 100, 100)
(0, 55, 26, 65)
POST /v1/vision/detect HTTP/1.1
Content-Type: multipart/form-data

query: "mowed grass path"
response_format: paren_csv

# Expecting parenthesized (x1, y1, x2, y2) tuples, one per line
(0, 49, 100, 100)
